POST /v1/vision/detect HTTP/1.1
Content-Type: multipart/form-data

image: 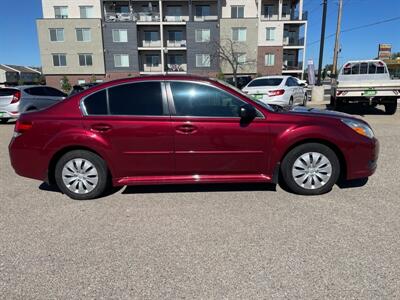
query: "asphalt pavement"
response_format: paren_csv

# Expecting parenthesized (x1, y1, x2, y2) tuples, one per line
(1, 105, 400, 299)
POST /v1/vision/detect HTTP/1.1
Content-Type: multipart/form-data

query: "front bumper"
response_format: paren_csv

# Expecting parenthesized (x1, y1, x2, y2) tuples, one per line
(346, 138, 379, 180)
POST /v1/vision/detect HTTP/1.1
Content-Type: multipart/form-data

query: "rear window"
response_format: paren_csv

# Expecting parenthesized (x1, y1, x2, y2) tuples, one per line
(248, 78, 283, 87)
(342, 62, 387, 75)
(0, 89, 17, 96)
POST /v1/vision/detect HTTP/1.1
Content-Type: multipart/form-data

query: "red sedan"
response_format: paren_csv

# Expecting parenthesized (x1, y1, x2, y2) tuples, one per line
(9, 76, 379, 200)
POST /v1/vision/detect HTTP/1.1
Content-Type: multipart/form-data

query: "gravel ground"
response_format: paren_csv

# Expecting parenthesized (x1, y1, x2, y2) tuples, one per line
(1, 105, 399, 299)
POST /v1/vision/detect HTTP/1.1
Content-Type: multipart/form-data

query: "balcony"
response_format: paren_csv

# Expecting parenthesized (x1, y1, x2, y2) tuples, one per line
(282, 62, 303, 71)
(166, 52, 187, 73)
(283, 37, 305, 47)
(261, 0, 307, 21)
(166, 63, 187, 73)
(103, 0, 160, 22)
(166, 40, 187, 48)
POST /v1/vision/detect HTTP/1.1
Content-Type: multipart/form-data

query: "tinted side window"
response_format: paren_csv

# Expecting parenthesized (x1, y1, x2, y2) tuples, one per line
(108, 82, 164, 116)
(170, 82, 244, 117)
(83, 90, 108, 115)
(0, 89, 17, 96)
(25, 87, 47, 96)
(44, 87, 66, 97)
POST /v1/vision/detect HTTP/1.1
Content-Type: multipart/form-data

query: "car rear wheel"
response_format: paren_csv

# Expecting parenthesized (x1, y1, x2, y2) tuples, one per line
(281, 143, 340, 195)
(384, 102, 397, 115)
(302, 94, 308, 106)
(55, 150, 110, 200)
(289, 97, 294, 107)
(0, 119, 9, 124)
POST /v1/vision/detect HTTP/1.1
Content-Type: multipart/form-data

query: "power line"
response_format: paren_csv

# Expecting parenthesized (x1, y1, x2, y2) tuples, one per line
(307, 16, 400, 46)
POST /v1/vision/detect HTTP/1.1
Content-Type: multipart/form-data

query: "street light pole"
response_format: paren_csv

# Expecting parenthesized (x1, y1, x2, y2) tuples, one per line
(332, 0, 343, 78)
(317, 0, 328, 86)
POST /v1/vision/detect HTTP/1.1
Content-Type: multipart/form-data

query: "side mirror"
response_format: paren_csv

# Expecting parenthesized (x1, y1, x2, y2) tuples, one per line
(239, 104, 257, 121)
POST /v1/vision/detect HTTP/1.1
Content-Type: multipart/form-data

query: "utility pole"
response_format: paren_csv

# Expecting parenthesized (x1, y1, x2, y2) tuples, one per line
(317, 0, 328, 85)
(332, 0, 343, 78)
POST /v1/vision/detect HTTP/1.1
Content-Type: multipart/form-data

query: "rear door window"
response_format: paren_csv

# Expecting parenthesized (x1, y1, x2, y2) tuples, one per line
(351, 63, 360, 74)
(108, 82, 164, 116)
(83, 90, 108, 115)
(360, 63, 368, 74)
(44, 87, 66, 97)
(25, 87, 48, 96)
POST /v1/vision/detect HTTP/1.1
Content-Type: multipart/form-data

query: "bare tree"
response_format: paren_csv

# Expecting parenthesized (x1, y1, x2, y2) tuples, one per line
(212, 38, 256, 87)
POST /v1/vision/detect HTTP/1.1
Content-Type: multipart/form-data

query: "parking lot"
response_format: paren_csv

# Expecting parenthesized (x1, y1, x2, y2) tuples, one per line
(1, 105, 400, 299)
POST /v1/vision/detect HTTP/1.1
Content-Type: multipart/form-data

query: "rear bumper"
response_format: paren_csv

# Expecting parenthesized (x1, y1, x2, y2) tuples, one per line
(346, 138, 379, 180)
(9, 137, 48, 181)
(0, 110, 20, 119)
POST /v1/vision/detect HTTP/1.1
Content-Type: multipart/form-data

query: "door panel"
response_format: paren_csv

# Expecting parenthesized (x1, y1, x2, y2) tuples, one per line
(168, 81, 269, 176)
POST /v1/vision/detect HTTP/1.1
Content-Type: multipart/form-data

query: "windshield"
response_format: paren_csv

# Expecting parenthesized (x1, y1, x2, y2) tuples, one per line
(214, 79, 274, 111)
(247, 78, 283, 87)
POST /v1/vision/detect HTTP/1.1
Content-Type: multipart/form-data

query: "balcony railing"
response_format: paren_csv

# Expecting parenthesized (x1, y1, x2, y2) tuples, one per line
(166, 64, 187, 72)
(194, 15, 218, 21)
(141, 64, 162, 72)
(283, 37, 305, 47)
(164, 15, 189, 22)
(137, 12, 160, 22)
(166, 40, 187, 48)
(282, 62, 303, 71)
(141, 40, 161, 47)
(105, 11, 161, 22)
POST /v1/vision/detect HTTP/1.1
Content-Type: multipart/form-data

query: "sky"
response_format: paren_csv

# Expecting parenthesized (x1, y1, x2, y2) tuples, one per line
(0, 0, 399, 68)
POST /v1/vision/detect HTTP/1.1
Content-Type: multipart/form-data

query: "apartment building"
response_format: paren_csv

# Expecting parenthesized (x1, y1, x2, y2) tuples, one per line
(37, 0, 307, 87)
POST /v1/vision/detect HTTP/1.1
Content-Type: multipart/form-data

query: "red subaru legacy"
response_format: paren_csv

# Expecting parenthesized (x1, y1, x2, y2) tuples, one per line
(9, 76, 379, 200)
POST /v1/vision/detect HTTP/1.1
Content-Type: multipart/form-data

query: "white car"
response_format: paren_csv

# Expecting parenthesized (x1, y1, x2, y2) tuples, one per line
(242, 76, 307, 107)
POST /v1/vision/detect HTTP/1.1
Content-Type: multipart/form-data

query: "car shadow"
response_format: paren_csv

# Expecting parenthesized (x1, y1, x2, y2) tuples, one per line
(325, 104, 387, 116)
(337, 178, 369, 189)
(122, 183, 277, 195)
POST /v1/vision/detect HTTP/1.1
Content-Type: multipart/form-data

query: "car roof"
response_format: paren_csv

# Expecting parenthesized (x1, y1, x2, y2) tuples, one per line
(251, 76, 289, 80)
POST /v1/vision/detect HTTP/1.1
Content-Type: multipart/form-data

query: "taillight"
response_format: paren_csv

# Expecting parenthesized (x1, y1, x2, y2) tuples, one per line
(268, 89, 285, 96)
(11, 91, 21, 104)
(14, 120, 32, 137)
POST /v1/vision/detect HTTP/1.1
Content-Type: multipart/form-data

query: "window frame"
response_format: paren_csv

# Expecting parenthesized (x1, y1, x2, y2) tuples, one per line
(54, 6, 68, 19)
(266, 27, 276, 41)
(265, 53, 275, 66)
(114, 54, 130, 67)
(80, 81, 169, 117)
(231, 5, 244, 19)
(112, 29, 128, 43)
(78, 53, 93, 66)
(76, 28, 91, 42)
(195, 54, 211, 67)
(49, 28, 64, 42)
(232, 27, 247, 42)
(195, 29, 211, 42)
(52, 53, 67, 67)
(165, 80, 263, 119)
(79, 5, 94, 18)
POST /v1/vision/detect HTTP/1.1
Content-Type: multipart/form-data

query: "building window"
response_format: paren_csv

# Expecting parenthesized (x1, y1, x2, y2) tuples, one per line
(231, 6, 244, 18)
(144, 31, 159, 42)
(112, 29, 128, 42)
(52, 54, 67, 67)
(168, 31, 183, 42)
(78, 79, 86, 85)
(232, 28, 247, 42)
(49, 28, 64, 42)
(76, 28, 91, 42)
(196, 54, 210, 67)
(79, 54, 93, 66)
(114, 54, 130, 67)
(264, 5, 275, 18)
(236, 53, 246, 64)
(54, 6, 68, 19)
(265, 53, 275, 66)
(266, 27, 276, 41)
(195, 29, 210, 42)
(79, 6, 94, 18)
(195, 5, 211, 17)
(145, 55, 160, 67)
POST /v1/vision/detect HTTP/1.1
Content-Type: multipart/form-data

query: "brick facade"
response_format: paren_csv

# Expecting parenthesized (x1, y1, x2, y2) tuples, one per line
(257, 46, 283, 76)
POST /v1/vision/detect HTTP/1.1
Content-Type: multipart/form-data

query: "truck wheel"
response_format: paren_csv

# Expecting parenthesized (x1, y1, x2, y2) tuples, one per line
(0, 119, 9, 124)
(384, 103, 397, 115)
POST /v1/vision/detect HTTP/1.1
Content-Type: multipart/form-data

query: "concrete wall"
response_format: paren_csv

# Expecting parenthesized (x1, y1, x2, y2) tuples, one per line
(219, 18, 258, 74)
(221, 0, 258, 18)
(186, 21, 220, 75)
(258, 21, 284, 46)
(102, 22, 139, 73)
(37, 19, 105, 75)
(42, 0, 102, 18)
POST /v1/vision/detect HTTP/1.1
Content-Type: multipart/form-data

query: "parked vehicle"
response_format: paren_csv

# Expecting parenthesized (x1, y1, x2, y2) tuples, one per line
(69, 83, 99, 96)
(242, 76, 307, 107)
(331, 60, 400, 114)
(225, 76, 253, 89)
(0, 86, 67, 123)
(9, 75, 379, 200)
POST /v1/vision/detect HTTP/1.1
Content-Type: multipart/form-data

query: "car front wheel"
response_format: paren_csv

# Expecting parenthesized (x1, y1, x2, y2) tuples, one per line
(55, 150, 110, 200)
(281, 143, 340, 195)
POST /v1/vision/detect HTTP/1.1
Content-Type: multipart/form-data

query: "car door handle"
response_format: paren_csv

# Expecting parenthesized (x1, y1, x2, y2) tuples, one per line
(90, 124, 112, 133)
(176, 124, 197, 134)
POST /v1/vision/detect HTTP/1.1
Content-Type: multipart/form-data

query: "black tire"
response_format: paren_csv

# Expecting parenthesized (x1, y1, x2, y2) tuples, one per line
(0, 119, 9, 124)
(289, 97, 294, 107)
(55, 150, 110, 200)
(281, 143, 340, 195)
(26, 107, 37, 112)
(384, 102, 397, 115)
(302, 94, 308, 106)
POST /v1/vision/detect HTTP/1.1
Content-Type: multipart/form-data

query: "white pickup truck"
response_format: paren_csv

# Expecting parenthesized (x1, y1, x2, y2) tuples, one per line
(331, 60, 400, 114)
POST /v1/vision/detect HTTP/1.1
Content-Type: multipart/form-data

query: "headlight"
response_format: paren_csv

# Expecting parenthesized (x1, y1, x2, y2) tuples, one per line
(341, 119, 374, 139)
